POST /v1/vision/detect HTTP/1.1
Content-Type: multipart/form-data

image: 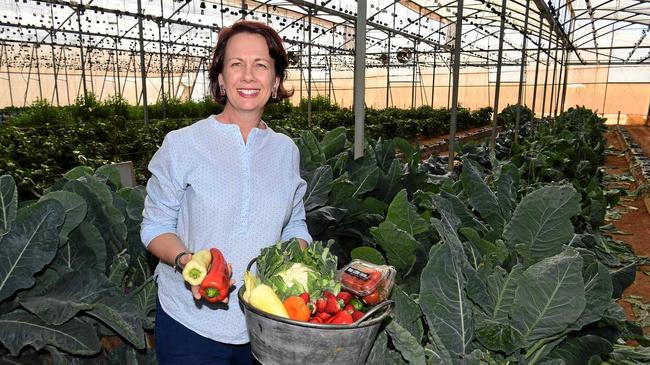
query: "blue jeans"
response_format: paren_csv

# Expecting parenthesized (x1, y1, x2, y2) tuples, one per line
(155, 300, 257, 365)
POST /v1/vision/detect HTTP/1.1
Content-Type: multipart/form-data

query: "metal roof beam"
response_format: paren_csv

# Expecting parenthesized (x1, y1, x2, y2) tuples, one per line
(531, 0, 584, 64)
(284, 0, 452, 51)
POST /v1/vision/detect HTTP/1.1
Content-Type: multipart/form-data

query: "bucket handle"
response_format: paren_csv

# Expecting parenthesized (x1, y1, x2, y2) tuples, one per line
(246, 257, 257, 272)
(353, 299, 394, 327)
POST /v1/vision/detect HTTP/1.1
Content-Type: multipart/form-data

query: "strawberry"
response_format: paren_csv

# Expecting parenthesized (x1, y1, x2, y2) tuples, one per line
(308, 317, 324, 324)
(299, 292, 310, 304)
(344, 304, 355, 314)
(315, 312, 332, 321)
(336, 291, 353, 306)
(315, 298, 327, 313)
(322, 290, 335, 299)
(325, 296, 343, 314)
(352, 310, 365, 322)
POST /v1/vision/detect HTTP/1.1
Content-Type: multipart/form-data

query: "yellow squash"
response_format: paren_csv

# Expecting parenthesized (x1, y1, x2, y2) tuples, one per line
(248, 284, 289, 318)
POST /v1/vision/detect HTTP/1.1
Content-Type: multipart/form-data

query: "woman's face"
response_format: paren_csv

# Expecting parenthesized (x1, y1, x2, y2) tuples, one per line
(218, 32, 280, 115)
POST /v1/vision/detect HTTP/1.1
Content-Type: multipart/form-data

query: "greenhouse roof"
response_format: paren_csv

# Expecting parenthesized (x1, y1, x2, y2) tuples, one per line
(0, 0, 647, 72)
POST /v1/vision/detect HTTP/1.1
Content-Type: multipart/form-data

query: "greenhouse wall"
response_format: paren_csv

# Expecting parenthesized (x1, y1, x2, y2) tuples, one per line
(1, 64, 648, 124)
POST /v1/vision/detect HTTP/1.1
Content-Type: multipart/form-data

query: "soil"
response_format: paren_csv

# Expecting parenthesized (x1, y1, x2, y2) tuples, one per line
(604, 129, 650, 336)
(626, 126, 650, 156)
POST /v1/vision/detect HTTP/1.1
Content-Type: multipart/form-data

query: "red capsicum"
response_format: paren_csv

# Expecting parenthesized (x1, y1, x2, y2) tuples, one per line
(199, 248, 230, 303)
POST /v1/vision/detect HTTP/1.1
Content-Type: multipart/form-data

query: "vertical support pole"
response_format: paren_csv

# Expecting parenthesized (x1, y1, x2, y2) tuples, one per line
(62, 47, 71, 105)
(601, 24, 616, 117)
(158, 22, 166, 117)
(329, 30, 334, 103)
(241, 0, 246, 19)
(353, 0, 367, 159)
(159, 0, 166, 117)
(307, 10, 312, 125)
(88, 50, 95, 95)
(50, 4, 60, 106)
(189, 58, 202, 98)
(411, 38, 417, 108)
(99, 55, 110, 99)
(115, 15, 122, 98)
(2, 44, 14, 106)
(447, 64, 452, 109)
(386, 30, 391, 108)
(561, 17, 575, 113)
(541, 32, 553, 118)
(35, 46, 43, 101)
(137, 0, 149, 126)
(431, 46, 437, 107)
(617, 110, 620, 125)
(549, 34, 559, 117)
(77, 3, 88, 100)
(299, 43, 303, 104)
(514, 0, 530, 144)
(489, 0, 508, 153)
(23, 46, 35, 106)
(554, 46, 565, 117)
(531, 22, 542, 116)
(448, 0, 464, 172)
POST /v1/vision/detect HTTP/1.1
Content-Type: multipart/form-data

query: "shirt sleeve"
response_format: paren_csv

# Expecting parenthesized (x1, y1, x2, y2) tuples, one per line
(281, 144, 313, 244)
(140, 133, 186, 247)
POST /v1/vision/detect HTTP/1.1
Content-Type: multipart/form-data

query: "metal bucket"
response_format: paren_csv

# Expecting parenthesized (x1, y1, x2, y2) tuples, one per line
(239, 261, 393, 365)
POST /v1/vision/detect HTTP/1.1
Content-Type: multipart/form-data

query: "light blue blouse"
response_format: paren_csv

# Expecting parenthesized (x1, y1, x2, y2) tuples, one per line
(141, 115, 312, 344)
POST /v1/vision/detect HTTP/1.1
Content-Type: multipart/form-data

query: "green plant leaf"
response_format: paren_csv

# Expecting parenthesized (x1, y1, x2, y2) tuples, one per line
(460, 158, 506, 234)
(390, 287, 423, 342)
(570, 254, 612, 331)
(351, 246, 385, 265)
(303, 165, 333, 211)
(386, 190, 429, 237)
(545, 335, 613, 365)
(63, 166, 94, 181)
(0, 175, 17, 237)
(438, 191, 488, 233)
(0, 309, 100, 356)
(63, 180, 127, 258)
(495, 161, 520, 221)
(52, 222, 107, 274)
(370, 222, 419, 272)
(298, 130, 326, 171)
(487, 265, 524, 322)
(511, 249, 585, 346)
(365, 329, 388, 365)
(0, 199, 64, 302)
(87, 295, 146, 349)
(320, 126, 347, 159)
(349, 164, 379, 199)
(504, 185, 580, 265)
(420, 242, 473, 357)
(20, 269, 117, 325)
(386, 320, 426, 365)
(474, 312, 524, 354)
(129, 277, 157, 330)
(375, 158, 403, 203)
(95, 164, 123, 190)
(39, 190, 87, 245)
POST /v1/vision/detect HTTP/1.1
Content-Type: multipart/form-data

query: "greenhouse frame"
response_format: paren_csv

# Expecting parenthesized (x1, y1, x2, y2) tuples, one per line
(1, 0, 650, 364)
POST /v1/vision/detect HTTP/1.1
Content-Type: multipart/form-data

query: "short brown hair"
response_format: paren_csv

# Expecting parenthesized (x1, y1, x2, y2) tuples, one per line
(208, 20, 293, 105)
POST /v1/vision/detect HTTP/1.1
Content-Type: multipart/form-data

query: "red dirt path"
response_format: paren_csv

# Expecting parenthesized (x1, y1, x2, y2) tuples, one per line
(606, 130, 650, 336)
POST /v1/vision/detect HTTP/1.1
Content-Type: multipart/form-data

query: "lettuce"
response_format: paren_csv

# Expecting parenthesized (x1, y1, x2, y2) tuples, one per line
(255, 239, 339, 300)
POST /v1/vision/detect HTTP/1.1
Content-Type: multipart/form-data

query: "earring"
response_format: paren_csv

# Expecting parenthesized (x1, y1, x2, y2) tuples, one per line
(271, 88, 277, 99)
(219, 84, 226, 96)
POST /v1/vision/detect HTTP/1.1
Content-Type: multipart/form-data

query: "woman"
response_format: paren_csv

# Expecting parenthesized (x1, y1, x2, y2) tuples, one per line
(141, 20, 311, 364)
